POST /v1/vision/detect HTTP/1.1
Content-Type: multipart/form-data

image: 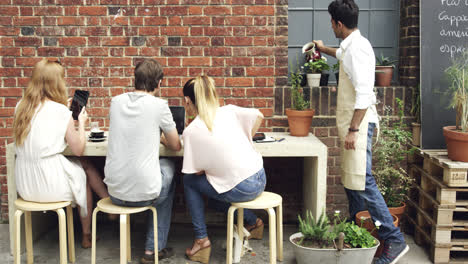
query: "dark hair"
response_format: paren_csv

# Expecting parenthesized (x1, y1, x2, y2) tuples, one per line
(328, 0, 359, 29)
(134, 58, 164, 92)
(183, 78, 196, 105)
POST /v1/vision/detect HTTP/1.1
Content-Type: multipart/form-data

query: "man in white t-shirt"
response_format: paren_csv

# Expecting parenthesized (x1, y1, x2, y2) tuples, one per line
(104, 58, 181, 263)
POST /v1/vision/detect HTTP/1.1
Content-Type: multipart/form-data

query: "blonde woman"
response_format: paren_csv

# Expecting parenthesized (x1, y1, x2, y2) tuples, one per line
(13, 59, 109, 248)
(182, 76, 266, 263)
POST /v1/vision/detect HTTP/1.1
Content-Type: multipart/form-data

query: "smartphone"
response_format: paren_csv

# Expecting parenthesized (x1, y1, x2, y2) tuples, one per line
(253, 132, 265, 141)
(70, 90, 89, 120)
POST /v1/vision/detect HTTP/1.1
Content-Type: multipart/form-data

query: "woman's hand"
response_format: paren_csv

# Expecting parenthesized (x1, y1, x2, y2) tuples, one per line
(78, 107, 88, 126)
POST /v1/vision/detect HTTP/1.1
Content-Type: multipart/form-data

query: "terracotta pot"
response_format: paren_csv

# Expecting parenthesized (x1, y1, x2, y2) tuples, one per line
(285, 109, 315, 137)
(411, 123, 421, 147)
(388, 202, 406, 221)
(375, 66, 394, 86)
(355, 211, 399, 258)
(443, 126, 468, 162)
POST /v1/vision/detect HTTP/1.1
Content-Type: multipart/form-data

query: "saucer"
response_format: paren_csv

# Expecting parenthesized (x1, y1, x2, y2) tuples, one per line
(88, 136, 106, 142)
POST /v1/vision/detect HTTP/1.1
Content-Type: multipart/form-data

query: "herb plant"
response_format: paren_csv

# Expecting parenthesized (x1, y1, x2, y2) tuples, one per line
(445, 50, 468, 132)
(303, 58, 330, 74)
(376, 53, 397, 67)
(290, 59, 310, 111)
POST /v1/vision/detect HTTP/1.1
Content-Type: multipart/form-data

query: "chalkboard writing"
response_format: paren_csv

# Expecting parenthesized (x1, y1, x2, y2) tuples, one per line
(421, 1, 468, 149)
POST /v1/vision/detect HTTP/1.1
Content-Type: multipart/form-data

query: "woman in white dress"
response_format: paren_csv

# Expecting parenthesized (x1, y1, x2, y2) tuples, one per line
(13, 58, 110, 248)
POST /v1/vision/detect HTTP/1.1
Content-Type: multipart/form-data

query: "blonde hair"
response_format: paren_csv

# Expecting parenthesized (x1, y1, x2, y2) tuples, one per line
(193, 76, 219, 131)
(13, 59, 68, 146)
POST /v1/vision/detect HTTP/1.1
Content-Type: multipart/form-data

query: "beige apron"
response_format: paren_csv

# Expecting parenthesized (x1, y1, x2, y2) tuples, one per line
(336, 50, 372, 191)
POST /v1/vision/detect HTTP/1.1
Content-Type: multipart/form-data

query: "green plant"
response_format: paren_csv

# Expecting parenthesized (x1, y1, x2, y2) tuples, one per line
(411, 84, 421, 123)
(290, 59, 310, 111)
(332, 61, 340, 72)
(373, 98, 415, 207)
(376, 53, 397, 67)
(303, 58, 330, 74)
(445, 50, 468, 132)
(296, 210, 376, 249)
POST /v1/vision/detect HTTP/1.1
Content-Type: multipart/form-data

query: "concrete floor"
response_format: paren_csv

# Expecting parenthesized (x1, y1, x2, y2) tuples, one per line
(0, 222, 432, 264)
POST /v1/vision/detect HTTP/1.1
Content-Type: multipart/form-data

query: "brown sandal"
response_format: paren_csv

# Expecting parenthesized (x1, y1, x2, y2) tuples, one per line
(185, 237, 211, 264)
(247, 218, 264, 240)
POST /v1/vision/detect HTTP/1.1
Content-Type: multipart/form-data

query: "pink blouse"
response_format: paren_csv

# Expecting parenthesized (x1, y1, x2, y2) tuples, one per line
(182, 105, 263, 193)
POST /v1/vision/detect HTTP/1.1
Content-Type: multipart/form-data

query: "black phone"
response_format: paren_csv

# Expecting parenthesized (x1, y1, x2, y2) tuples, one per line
(70, 90, 89, 120)
(253, 132, 265, 141)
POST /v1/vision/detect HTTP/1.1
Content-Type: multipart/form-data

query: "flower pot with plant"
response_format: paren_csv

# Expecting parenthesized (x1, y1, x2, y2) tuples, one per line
(443, 50, 468, 162)
(290, 210, 379, 264)
(411, 84, 421, 146)
(286, 65, 315, 136)
(355, 211, 398, 257)
(373, 99, 415, 220)
(303, 57, 330, 88)
(375, 54, 397, 86)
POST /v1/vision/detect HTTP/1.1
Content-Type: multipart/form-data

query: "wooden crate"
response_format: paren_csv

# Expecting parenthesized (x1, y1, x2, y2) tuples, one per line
(421, 150, 468, 187)
(407, 213, 468, 263)
(410, 165, 468, 208)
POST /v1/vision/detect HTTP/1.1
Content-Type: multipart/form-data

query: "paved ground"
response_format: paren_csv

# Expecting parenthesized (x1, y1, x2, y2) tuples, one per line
(0, 222, 432, 264)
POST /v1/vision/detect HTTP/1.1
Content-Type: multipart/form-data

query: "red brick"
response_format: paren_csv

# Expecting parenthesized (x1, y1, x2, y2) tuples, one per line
(0, 28, 18, 36)
(1, 58, 14, 67)
(226, 77, 253, 87)
(65, 78, 87, 87)
(253, 98, 268, 107)
(232, 6, 245, 15)
(80, 27, 108, 36)
(56, 0, 84, 4)
(139, 27, 160, 36)
(59, 37, 86, 46)
(226, 57, 252, 66)
(224, 98, 252, 107)
(247, 47, 273, 56)
(58, 17, 85, 25)
(183, 58, 210, 66)
(189, 6, 202, 15)
(146, 36, 166, 46)
(204, 27, 232, 36)
(64, 6, 77, 15)
(160, 6, 188, 16)
(100, 0, 127, 4)
(0, 88, 22, 97)
(129, 17, 144, 26)
(4, 98, 19, 107)
(20, 7, 33, 16)
(190, 27, 203, 36)
(15, 37, 40, 47)
(0, 128, 13, 137)
(62, 58, 87, 66)
(226, 16, 253, 26)
(181, 37, 209, 46)
(183, 17, 210, 25)
(225, 37, 253, 46)
(66, 68, 81, 77)
(103, 78, 131, 87)
(82, 68, 109, 77)
(246, 27, 274, 36)
(16, 57, 42, 66)
(34, 6, 63, 16)
(165, 68, 187, 76)
(37, 47, 65, 56)
(203, 6, 231, 15)
(13, 17, 41, 26)
(102, 37, 129, 46)
(0, 7, 19, 16)
(246, 67, 274, 76)
(246, 6, 274, 15)
(0, 108, 14, 117)
(36, 27, 63, 36)
(140, 47, 160, 56)
(204, 47, 231, 56)
(137, 7, 159, 16)
(22, 47, 35, 56)
(0, 48, 20, 56)
(0, 17, 11, 26)
(79, 6, 107, 16)
(82, 47, 108, 56)
(144, 17, 167, 25)
(259, 108, 273, 117)
(161, 27, 189, 36)
(43, 17, 57, 26)
(103, 58, 132, 67)
(12, 0, 40, 4)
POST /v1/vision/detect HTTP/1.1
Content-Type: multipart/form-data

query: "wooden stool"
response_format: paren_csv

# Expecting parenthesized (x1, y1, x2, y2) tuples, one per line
(14, 198, 75, 264)
(226, 191, 283, 264)
(91, 197, 158, 264)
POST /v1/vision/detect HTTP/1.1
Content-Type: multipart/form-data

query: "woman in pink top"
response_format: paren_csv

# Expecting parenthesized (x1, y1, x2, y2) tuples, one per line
(182, 76, 266, 264)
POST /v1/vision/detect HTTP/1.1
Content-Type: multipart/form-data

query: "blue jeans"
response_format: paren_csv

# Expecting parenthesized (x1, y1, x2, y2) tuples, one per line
(344, 123, 405, 243)
(183, 168, 267, 239)
(110, 158, 176, 252)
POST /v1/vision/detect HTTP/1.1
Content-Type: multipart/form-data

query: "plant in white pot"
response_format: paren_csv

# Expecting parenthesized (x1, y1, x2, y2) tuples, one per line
(443, 50, 468, 162)
(290, 210, 379, 264)
(303, 57, 329, 88)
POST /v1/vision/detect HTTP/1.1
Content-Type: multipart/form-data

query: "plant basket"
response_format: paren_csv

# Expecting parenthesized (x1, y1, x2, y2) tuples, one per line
(375, 66, 393, 86)
(285, 109, 315, 137)
(290, 232, 379, 264)
(443, 126, 468, 162)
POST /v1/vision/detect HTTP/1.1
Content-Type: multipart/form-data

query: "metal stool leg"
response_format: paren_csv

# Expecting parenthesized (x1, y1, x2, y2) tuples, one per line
(24, 211, 33, 264)
(14, 210, 23, 264)
(277, 204, 283, 261)
(267, 208, 277, 264)
(151, 208, 158, 264)
(120, 214, 127, 264)
(66, 205, 75, 263)
(226, 206, 237, 264)
(91, 208, 100, 264)
(56, 208, 68, 264)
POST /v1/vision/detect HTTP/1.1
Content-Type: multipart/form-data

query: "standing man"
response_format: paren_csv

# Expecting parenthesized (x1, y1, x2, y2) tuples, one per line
(104, 58, 181, 263)
(314, 1, 409, 263)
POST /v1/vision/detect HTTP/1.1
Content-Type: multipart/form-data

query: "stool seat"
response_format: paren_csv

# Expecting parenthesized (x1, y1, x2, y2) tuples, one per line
(96, 197, 153, 214)
(231, 192, 282, 209)
(15, 198, 72, 211)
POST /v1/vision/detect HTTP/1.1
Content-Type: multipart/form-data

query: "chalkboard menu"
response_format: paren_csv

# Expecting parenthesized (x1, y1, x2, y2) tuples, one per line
(420, 1, 468, 149)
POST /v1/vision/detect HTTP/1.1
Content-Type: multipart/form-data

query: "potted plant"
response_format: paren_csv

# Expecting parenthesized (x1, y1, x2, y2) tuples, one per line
(333, 61, 340, 85)
(290, 210, 379, 264)
(286, 64, 315, 136)
(375, 54, 397, 86)
(443, 50, 468, 162)
(411, 84, 421, 146)
(355, 212, 398, 257)
(373, 98, 415, 220)
(303, 57, 329, 87)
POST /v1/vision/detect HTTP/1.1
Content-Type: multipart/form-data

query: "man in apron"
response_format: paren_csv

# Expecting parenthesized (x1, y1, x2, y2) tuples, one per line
(313, 1, 409, 263)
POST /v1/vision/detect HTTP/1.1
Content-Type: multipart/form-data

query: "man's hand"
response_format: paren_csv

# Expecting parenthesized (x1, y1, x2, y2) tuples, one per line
(344, 131, 358, 150)
(313, 40, 325, 51)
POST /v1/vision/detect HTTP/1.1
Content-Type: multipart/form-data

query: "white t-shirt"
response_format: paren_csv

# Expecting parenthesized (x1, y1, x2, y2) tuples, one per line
(182, 105, 263, 194)
(104, 92, 176, 201)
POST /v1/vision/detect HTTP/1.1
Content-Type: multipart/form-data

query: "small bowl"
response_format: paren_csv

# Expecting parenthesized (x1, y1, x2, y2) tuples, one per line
(90, 131, 104, 138)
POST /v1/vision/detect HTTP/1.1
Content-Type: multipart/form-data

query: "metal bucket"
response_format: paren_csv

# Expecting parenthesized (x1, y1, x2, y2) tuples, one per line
(290, 232, 380, 264)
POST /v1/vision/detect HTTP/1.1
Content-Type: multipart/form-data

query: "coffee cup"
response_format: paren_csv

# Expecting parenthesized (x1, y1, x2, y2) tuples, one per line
(90, 130, 104, 138)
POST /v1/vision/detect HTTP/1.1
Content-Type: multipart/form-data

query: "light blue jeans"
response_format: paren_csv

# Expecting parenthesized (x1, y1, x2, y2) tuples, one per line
(110, 159, 176, 252)
(344, 123, 405, 243)
(183, 168, 266, 239)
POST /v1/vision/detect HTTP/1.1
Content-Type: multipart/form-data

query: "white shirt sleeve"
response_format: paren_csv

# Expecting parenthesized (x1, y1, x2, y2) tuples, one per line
(341, 45, 376, 109)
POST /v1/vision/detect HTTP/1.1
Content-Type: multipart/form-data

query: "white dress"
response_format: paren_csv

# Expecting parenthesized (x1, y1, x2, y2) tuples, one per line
(15, 100, 87, 216)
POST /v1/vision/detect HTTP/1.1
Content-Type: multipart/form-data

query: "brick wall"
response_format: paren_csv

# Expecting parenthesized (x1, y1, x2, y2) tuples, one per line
(399, 0, 420, 86)
(0, 0, 418, 223)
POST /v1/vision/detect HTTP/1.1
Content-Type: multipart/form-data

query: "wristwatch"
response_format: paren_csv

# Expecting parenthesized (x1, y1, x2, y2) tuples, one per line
(348, 128, 359, 132)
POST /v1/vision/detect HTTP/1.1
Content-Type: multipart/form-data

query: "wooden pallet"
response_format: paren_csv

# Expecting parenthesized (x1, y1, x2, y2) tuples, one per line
(407, 213, 468, 263)
(420, 150, 468, 187)
(410, 165, 468, 208)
